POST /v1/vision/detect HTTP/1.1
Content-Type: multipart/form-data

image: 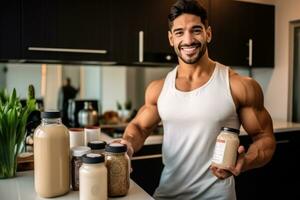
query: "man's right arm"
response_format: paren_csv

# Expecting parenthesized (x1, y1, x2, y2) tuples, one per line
(121, 79, 164, 157)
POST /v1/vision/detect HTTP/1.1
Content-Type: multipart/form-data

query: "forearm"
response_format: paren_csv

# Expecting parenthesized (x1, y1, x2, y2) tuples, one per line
(242, 135, 276, 172)
(122, 122, 151, 153)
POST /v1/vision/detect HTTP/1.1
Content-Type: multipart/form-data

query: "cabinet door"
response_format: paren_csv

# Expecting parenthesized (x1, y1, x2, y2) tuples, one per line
(110, 0, 146, 64)
(209, 0, 274, 67)
(209, 0, 249, 66)
(111, 0, 178, 65)
(0, 0, 21, 60)
(55, 0, 112, 61)
(21, 0, 58, 60)
(22, 0, 112, 61)
(236, 132, 300, 199)
(250, 2, 274, 67)
(142, 0, 177, 64)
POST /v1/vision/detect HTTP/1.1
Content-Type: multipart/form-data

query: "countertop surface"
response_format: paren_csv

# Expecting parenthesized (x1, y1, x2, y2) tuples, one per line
(0, 171, 154, 200)
(101, 120, 300, 145)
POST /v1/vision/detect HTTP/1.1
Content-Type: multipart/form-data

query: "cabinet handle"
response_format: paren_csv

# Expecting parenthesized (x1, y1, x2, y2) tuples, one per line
(132, 154, 162, 160)
(28, 47, 107, 54)
(139, 31, 144, 62)
(247, 39, 253, 66)
(276, 140, 290, 144)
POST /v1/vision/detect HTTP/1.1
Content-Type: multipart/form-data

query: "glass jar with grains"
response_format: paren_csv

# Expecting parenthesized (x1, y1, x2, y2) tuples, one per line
(211, 127, 240, 169)
(71, 146, 91, 191)
(105, 143, 130, 197)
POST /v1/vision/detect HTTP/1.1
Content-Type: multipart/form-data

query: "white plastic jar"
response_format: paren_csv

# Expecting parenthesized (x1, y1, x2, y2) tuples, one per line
(211, 127, 240, 169)
(79, 153, 107, 200)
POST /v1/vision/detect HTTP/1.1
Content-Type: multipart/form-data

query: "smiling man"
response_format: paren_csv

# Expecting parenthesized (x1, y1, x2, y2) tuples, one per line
(121, 0, 276, 199)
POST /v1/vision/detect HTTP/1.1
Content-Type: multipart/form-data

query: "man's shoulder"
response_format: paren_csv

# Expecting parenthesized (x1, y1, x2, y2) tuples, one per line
(145, 79, 165, 105)
(229, 70, 264, 107)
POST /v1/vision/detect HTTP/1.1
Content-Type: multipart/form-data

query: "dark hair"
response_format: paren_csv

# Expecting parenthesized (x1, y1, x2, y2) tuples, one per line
(168, 0, 208, 30)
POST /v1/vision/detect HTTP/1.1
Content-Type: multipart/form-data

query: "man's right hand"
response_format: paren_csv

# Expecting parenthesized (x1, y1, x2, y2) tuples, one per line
(110, 138, 134, 159)
(120, 139, 134, 159)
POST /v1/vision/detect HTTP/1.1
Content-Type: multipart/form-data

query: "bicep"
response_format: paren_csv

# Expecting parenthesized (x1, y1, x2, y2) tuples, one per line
(237, 78, 274, 140)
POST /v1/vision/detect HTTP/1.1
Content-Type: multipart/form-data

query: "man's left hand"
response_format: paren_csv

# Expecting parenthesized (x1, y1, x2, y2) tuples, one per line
(210, 146, 246, 179)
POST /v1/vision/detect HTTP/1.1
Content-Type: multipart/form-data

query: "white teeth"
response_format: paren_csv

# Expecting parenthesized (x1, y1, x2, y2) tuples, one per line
(181, 46, 196, 53)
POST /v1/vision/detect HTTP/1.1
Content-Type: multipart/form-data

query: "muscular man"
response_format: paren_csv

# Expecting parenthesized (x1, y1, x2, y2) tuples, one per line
(121, 0, 276, 199)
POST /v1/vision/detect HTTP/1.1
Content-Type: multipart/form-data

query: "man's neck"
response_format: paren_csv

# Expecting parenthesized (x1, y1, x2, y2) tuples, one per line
(177, 55, 215, 80)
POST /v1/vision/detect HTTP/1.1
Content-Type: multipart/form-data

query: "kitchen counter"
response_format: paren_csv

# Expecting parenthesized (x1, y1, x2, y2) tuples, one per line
(0, 171, 154, 200)
(100, 120, 300, 145)
(240, 119, 300, 135)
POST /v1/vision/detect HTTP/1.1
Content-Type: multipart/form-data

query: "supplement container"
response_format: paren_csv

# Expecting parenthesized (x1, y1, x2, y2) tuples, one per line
(211, 127, 240, 169)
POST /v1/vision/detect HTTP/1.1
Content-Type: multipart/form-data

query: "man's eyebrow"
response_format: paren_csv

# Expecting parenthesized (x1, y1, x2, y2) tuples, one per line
(192, 25, 203, 29)
(173, 28, 183, 33)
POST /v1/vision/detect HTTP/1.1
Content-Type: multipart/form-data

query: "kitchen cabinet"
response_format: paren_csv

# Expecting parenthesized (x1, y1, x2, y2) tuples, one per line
(130, 144, 163, 195)
(236, 132, 300, 199)
(21, 0, 113, 62)
(0, 0, 21, 60)
(209, 0, 275, 68)
(111, 0, 177, 65)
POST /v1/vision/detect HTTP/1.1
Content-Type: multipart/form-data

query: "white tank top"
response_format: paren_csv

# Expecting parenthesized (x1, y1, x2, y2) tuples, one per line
(154, 62, 240, 200)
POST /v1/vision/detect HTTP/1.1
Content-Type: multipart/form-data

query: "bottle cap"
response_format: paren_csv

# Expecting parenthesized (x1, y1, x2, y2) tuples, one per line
(71, 146, 91, 157)
(88, 140, 107, 150)
(221, 127, 240, 135)
(82, 153, 104, 163)
(105, 143, 127, 153)
(41, 111, 61, 119)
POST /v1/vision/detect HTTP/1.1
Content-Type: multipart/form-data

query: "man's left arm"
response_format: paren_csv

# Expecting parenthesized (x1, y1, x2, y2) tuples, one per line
(211, 76, 276, 179)
(237, 78, 276, 172)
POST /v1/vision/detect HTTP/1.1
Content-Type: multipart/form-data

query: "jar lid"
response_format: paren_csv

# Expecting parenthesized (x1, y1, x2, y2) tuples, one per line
(71, 146, 91, 157)
(105, 143, 127, 153)
(82, 153, 104, 163)
(88, 140, 107, 150)
(221, 127, 240, 135)
(41, 111, 61, 119)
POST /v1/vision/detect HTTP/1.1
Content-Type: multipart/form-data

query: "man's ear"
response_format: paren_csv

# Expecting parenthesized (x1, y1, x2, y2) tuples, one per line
(206, 26, 212, 43)
(168, 31, 174, 47)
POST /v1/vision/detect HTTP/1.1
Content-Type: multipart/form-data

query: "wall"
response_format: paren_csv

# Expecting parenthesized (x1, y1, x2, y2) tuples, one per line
(267, 0, 300, 120)
(234, 0, 300, 121)
(5, 63, 42, 99)
(101, 66, 127, 112)
(0, 64, 6, 90)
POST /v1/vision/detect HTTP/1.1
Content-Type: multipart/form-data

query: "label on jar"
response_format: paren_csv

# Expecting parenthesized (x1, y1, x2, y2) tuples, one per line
(212, 139, 226, 164)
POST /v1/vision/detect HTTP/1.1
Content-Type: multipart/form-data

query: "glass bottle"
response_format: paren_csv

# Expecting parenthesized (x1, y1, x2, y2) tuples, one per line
(34, 111, 70, 197)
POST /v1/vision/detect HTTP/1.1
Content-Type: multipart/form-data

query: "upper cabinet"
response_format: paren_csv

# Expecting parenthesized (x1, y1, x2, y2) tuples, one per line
(209, 0, 275, 67)
(0, 0, 21, 60)
(111, 0, 177, 65)
(0, 0, 274, 67)
(21, 0, 113, 62)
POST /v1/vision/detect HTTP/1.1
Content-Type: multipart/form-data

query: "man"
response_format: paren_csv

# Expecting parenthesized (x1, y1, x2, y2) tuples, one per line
(58, 77, 79, 125)
(121, 0, 276, 199)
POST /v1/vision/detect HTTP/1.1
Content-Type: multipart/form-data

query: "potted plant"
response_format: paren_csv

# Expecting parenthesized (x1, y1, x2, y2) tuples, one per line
(0, 85, 36, 178)
(123, 99, 132, 122)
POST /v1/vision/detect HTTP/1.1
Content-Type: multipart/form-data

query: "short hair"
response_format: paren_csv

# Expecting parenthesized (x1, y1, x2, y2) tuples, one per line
(168, 0, 208, 30)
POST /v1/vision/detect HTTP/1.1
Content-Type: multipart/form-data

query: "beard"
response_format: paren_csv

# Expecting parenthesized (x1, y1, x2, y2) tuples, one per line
(174, 40, 207, 64)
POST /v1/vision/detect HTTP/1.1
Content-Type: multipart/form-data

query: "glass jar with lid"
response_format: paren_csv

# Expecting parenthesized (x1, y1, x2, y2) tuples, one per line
(88, 140, 107, 155)
(105, 143, 130, 197)
(71, 146, 91, 191)
(211, 127, 240, 169)
(79, 153, 107, 200)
